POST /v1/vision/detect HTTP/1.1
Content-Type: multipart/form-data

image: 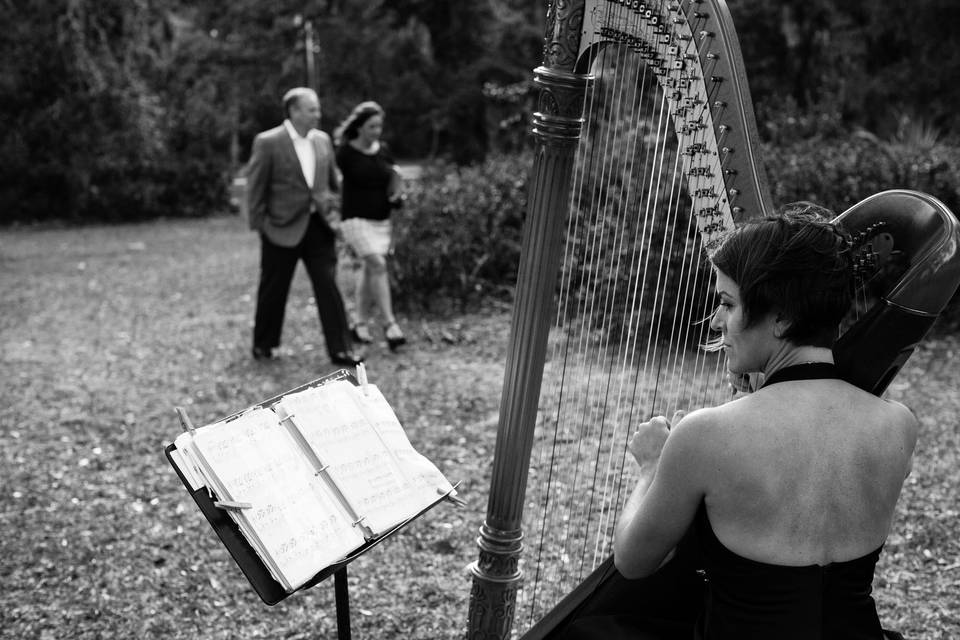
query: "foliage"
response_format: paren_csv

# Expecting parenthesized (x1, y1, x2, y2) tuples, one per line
(4, 0, 960, 228)
(732, 0, 960, 137)
(760, 114, 960, 326)
(390, 153, 530, 312)
(0, 0, 227, 222)
(1, 0, 541, 224)
(761, 119, 960, 216)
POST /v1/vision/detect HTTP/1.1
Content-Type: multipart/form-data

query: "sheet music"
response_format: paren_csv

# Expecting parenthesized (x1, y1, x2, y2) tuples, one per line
(350, 384, 455, 500)
(168, 446, 205, 491)
(278, 381, 451, 534)
(179, 408, 365, 591)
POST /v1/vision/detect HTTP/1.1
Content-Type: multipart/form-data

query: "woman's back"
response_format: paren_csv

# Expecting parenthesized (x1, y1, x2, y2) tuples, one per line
(690, 364, 918, 639)
(702, 371, 916, 566)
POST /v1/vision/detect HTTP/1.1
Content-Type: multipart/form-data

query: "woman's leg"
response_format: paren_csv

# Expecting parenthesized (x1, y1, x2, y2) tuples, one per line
(363, 253, 395, 326)
(354, 255, 372, 326)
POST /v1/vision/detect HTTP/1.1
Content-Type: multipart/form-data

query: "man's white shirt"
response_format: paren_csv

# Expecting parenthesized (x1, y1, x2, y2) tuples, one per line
(283, 119, 316, 188)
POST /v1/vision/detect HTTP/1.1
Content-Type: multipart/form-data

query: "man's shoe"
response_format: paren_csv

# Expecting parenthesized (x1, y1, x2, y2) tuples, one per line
(331, 351, 364, 367)
(252, 346, 275, 361)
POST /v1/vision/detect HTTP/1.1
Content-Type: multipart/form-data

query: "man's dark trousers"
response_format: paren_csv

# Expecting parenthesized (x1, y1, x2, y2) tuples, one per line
(253, 215, 350, 358)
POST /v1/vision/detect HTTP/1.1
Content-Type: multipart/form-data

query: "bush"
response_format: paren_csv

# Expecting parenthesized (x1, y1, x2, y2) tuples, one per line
(762, 134, 960, 216)
(762, 131, 960, 332)
(389, 146, 714, 346)
(389, 129, 960, 335)
(390, 153, 530, 313)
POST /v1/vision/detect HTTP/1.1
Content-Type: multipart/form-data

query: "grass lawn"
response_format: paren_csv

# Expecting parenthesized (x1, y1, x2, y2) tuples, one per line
(1, 216, 958, 639)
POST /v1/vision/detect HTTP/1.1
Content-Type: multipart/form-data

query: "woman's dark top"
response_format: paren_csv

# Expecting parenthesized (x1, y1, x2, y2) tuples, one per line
(336, 143, 395, 221)
(694, 362, 885, 640)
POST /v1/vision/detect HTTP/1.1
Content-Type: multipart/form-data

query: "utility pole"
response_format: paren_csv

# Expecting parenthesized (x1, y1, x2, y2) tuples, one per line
(304, 19, 316, 90)
(292, 14, 317, 90)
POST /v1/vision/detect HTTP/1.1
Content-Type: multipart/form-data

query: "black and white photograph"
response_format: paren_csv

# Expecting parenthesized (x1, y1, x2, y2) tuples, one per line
(2, 1, 958, 638)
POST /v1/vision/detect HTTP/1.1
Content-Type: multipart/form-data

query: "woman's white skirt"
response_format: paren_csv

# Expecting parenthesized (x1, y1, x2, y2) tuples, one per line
(341, 217, 392, 257)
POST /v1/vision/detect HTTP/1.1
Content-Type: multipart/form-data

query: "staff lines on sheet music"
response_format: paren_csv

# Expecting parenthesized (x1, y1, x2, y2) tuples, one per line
(347, 389, 417, 489)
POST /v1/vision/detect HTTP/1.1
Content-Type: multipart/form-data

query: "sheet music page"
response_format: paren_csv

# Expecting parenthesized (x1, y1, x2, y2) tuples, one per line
(167, 444, 205, 492)
(349, 383, 455, 501)
(278, 381, 448, 534)
(186, 408, 366, 591)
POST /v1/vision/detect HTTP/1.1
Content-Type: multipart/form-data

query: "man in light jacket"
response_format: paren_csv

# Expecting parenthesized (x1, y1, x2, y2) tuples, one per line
(246, 87, 361, 366)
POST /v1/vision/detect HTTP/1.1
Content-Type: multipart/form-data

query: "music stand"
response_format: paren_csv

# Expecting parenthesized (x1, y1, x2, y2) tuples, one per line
(165, 370, 458, 639)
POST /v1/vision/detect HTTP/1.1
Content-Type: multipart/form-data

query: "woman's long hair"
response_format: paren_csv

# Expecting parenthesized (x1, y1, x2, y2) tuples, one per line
(333, 101, 385, 147)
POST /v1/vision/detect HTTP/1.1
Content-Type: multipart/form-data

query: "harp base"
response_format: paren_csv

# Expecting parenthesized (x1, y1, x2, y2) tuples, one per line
(466, 525, 524, 640)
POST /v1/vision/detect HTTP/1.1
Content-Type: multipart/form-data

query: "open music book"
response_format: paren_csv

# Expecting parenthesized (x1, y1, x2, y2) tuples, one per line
(169, 377, 456, 593)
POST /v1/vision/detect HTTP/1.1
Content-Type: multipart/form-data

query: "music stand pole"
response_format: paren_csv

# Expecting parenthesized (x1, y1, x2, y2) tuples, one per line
(334, 567, 351, 640)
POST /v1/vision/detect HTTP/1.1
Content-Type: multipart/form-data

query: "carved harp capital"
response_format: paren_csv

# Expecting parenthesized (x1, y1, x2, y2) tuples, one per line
(532, 66, 589, 144)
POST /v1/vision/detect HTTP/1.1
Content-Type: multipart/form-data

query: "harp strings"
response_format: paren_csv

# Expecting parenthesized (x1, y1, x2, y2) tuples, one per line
(520, 4, 732, 630)
(525, 34, 635, 624)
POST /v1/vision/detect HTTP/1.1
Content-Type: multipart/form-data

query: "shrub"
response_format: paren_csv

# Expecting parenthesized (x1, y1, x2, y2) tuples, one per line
(390, 153, 530, 313)
(762, 131, 960, 332)
(390, 130, 960, 335)
(761, 130, 960, 217)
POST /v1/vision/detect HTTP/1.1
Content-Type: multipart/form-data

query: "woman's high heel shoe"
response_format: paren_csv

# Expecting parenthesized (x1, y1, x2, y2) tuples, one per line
(384, 321, 407, 351)
(351, 323, 373, 344)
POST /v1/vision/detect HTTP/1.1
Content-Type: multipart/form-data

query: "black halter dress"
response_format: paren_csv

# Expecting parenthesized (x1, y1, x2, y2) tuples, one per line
(694, 362, 885, 640)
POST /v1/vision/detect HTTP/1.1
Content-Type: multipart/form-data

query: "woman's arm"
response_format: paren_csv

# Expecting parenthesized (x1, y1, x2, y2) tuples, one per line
(387, 164, 403, 206)
(613, 410, 710, 578)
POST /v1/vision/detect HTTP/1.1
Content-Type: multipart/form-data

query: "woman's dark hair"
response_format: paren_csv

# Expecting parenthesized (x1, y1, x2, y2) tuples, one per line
(333, 101, 385, 145)
(708, 202, 854, 348)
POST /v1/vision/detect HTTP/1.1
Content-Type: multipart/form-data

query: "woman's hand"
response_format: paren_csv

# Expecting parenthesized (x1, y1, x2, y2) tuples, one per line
(627, 410, 686, 468)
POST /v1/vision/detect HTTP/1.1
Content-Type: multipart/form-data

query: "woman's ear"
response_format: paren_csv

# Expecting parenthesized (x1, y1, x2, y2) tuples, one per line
(772, 312, 791, 339)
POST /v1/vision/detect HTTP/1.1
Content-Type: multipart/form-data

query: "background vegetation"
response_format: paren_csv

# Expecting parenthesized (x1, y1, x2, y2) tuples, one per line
(3, 0, 959, 223)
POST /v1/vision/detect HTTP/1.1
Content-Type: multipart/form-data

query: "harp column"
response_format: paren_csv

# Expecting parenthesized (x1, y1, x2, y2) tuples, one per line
(466, 4, 588, 637)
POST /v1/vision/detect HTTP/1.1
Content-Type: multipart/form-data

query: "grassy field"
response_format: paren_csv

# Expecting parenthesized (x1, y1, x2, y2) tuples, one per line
(1, 216, 958, 639)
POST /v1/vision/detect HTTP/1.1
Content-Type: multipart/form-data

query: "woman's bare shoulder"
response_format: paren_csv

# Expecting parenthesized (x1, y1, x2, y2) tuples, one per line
(679, 394, 758, 429)
(669, 399, 752, 448)
(879, 397, 920, 449)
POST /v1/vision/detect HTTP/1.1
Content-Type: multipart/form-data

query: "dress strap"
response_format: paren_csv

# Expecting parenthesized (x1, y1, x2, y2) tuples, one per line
(760, 362, 841, 389)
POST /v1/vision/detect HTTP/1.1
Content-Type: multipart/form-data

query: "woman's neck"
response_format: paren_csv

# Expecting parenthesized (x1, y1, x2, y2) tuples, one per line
(350, 138, 379, 154)
(762, 345, 834, 380)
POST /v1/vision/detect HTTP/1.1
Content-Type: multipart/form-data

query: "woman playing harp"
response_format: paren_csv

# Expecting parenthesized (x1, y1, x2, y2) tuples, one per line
(561, 208, 918, 639)
(466, 1, 960, 638)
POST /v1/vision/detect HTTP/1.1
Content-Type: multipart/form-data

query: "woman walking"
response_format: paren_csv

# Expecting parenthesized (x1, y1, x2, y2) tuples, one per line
(334, 101, 406, 350)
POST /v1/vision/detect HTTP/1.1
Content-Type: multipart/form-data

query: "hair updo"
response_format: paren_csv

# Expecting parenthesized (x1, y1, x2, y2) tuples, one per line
(333, 101, 385, 146)
(707, 202, 854, 348)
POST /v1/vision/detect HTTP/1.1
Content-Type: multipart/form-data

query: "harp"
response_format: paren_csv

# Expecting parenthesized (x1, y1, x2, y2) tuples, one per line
(465, 1, 960, 639)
